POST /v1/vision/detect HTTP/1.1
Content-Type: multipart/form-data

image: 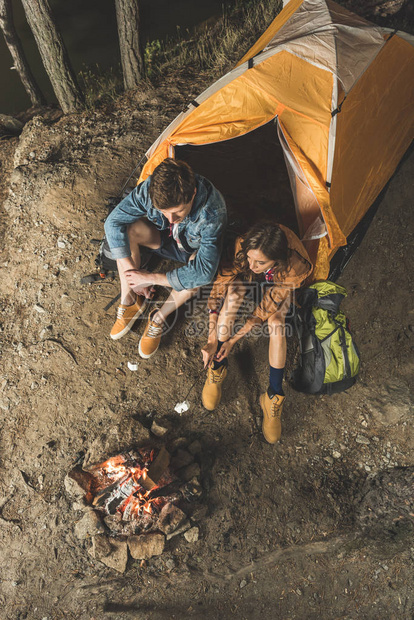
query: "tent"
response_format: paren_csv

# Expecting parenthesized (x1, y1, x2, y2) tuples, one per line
(138, 0, 414, 279)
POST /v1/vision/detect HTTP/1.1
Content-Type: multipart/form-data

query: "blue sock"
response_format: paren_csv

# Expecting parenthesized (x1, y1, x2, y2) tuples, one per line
(269, 366, 285, 396)
(212, 341, 228, 369)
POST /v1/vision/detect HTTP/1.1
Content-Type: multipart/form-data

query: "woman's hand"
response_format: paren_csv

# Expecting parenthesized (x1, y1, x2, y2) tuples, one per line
(201, 340, 218, 368)
(215, 339, 235, 361)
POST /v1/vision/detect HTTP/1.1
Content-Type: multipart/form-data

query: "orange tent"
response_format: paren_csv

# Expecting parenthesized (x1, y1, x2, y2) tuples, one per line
(139, 0, 414, 278)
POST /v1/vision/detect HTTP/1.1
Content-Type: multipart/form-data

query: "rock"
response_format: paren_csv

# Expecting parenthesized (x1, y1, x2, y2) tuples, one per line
(171, 449, 193, 470)
(64, 467, 93, 499)
(347, 0, 406, 19)
(89, 535, 128, 573)
(168, 437, 188, 452)
(103, 514, 126, 535)
(166, 519, 191, 540)
(39, 326, 53, 339)
(151, 420, 169, 437)
(34, 304, 46, 313)
(157, 503, 187, 535)
(324, 456, 334, 465)
(182, 477, 203, 500)
(128, 533, 165, 559)
(355, 435, 370, 445)
(188, 440, 202, 455)
(72, 499, 89, 511)
(184, 527, 199, 543)
(189, 504, 208, 522)
(0, 114, 24, 136)
(74, 509, 105, 540)
(332, 451, 341, 459)
(179, 462, 201, 483)
(82, 417, 150, 471)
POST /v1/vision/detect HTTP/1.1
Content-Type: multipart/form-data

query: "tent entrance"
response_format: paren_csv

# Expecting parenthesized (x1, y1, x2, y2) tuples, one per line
(175, 120, 300, 236)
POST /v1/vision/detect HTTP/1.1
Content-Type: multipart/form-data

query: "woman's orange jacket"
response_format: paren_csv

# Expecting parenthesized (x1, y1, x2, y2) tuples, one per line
(207, 225, 313, 323)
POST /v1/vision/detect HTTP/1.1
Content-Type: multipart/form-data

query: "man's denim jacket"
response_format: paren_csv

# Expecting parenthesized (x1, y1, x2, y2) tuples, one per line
(104, 174, 227, 291)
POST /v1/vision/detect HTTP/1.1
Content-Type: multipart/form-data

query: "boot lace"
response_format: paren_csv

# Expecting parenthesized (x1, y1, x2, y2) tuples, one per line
(270, 397, 283, 418)
(208, 367, 225, 384)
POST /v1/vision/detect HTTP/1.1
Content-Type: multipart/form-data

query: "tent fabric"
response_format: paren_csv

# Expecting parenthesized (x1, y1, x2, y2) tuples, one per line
(139, 0, 414, 280)
(239, 0, 386, 94)
(331, 34, 414, 236)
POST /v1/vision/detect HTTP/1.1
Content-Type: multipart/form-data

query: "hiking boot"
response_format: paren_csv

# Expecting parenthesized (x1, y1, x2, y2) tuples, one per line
(110, 296, 146, 340)
(202, 364, 228, 411)
(259, 389, 285, 444)
(138, 309, 164, 359)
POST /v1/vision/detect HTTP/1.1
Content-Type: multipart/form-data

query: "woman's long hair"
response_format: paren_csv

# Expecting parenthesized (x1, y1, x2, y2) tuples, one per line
(234, 222, 289, 280)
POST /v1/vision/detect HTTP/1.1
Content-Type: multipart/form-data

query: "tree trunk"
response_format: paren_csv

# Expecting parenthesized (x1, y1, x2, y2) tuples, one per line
(0, 0, 45, 106)
(20, 0, 83, 113)
(114, 0, 145, 90)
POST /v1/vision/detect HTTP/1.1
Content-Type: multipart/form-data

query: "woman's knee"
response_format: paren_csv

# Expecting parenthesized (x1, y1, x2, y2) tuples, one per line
(267, 312, 285, 337)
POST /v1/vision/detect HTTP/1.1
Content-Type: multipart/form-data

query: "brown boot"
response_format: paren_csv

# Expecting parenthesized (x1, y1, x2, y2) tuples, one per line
(259, 390, 285, 444)
(201, 364, 228, 411)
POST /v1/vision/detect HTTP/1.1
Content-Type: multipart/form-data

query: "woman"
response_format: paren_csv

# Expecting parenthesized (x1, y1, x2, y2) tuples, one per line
(201, 222, 313, 443)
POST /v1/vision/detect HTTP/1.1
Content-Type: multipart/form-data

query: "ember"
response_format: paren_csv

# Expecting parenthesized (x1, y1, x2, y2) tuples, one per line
(89, 446, 175, 524)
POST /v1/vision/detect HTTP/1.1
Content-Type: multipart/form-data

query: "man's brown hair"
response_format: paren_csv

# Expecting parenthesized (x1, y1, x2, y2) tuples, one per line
(149, 158, 196, 210)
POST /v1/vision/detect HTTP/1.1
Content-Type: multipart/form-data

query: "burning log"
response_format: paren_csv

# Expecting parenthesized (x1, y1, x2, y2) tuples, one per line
(138, 446, 170, 491)
(92, 472, 146, 514)
(90, 446, 173, 522)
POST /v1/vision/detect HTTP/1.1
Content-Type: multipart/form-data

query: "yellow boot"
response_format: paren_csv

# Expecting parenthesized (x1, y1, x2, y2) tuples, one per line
(259, 390, 285, 444)
(202, 364, 228, 411)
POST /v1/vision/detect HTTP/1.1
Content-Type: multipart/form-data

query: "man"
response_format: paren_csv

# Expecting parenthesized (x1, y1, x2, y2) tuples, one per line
(104, 158, 227, 359)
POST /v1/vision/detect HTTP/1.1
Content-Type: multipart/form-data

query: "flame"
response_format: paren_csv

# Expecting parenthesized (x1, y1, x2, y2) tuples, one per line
(104, 458, 128, 478)
(143, 501, 152, 514)
(93, 452, 166, 522)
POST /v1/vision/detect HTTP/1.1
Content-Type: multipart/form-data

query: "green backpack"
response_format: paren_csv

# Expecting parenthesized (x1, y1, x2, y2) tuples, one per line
(291, 281, 360, 395)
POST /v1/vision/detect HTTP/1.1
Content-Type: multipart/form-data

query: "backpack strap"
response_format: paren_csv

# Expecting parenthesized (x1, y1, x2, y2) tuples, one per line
(332, 316, 352, 378)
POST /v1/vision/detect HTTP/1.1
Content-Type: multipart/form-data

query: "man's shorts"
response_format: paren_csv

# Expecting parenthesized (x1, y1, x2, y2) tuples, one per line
(150, 228, 193, 264)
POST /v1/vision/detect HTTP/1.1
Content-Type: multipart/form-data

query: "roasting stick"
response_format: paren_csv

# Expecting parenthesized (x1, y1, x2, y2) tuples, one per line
(174, 365, 205, 414)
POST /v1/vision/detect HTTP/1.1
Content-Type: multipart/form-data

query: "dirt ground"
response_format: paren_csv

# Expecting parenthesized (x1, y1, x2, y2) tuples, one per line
(0, 64, 413, 620)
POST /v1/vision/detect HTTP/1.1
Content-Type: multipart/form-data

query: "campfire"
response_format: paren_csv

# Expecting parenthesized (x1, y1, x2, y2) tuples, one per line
(89, 446, 201, 533)
(65, 439, 206, 572)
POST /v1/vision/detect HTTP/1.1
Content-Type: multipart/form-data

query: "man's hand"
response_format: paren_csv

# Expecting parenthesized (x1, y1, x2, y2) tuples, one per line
(124, 269, 153, 289)
(134, 285, 156, 299)
(124, 268, 169, 292)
